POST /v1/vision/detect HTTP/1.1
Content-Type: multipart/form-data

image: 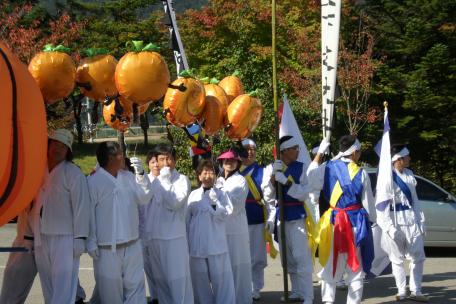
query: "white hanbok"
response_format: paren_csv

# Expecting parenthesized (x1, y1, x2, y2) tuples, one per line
(376, 168, 426, 296)
(306, 158, 376, 304)
(242, 163, 276, 294)
(145, 169, 194, 304)
(186, 186, 235, 304)
(88, 168, 153, 304)
(216, 172, 251, 304)
(31, 161, 90, 304)
(274, 161, 314, 303)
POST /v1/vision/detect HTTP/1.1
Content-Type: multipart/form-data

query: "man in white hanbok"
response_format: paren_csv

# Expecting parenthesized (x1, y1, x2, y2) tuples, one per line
(376, 145, 428, 302)
(187, 159, 235, 304)
(87, 141, 153, 304)
(271, 136, 314, 304)
(239, 139, 276, 301)
(30, 129, 90, 304)
(307, 136, 376, 304)
(146, 143, 194, 304)
(216, 149, 251, 304)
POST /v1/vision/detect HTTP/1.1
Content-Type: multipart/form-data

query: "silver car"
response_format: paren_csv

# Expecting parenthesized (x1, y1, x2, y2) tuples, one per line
(365, 168, 456, 247)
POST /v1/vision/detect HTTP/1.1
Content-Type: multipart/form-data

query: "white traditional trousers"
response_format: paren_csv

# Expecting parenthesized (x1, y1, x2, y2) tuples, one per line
(0, 238, 37, 304)
(226, 233, 253, 304)
(94, 240, 146, 304)
(385, 223, 426, 295)
(277, 219, 314, 302)
(190, 253, 235, 304)
(248, 223, 267, 293)
(34, 234, 79, 304)
(141, 240, 157, 300)
(318, 231, 364, 304)
(148, 237, 194, 304)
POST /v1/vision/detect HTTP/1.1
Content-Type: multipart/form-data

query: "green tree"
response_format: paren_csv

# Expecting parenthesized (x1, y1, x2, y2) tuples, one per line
(361, 0, 456, 191)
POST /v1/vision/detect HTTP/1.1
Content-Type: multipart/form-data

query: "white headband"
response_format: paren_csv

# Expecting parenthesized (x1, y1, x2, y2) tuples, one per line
(392, 147, 409, 162)
(280, 136, 299, 151)
(333, 139, 361, 160)
(241, 139, 256, 148)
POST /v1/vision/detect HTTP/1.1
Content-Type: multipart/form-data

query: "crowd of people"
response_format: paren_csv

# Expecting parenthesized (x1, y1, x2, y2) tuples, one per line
(0, 129, 428, 304)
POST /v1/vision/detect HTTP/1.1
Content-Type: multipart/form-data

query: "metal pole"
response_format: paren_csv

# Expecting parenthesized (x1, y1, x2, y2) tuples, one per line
(272, 0, 289, 301)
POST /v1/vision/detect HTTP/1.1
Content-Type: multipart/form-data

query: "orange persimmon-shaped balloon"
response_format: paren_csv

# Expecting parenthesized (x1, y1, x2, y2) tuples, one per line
(76, 53, 118, 101)
(115, 41, 170, 105)
(225, 94, 263, 140)
(0, 43, 47, 226)
(103, 96, 133, 132)
(28, 45, 75, 104)
(219, 73, 244, 104)
(163, 76, 205, 127)
(200, 83, 229, 135)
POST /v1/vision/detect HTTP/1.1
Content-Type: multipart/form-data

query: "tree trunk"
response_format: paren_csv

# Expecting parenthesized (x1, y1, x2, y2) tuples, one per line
(140, 113, 149, 147)
(117, 131, 126, 158)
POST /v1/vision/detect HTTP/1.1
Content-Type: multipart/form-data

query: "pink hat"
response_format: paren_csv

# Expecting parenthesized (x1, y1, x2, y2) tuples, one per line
(217, 150, 241, 161)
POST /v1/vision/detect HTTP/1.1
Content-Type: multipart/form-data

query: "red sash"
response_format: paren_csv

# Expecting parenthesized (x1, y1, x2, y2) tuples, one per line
(332, 204, 362, 275)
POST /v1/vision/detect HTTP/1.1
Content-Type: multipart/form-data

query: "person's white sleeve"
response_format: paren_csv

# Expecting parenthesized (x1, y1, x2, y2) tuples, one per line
(261, 164, 276, 221)
(306, 161, 326, 191)
(87, 176, 98, 249)
(214, 190, 233, 220)
(132, 172, 154, 205)
(68, 166, 91, 239)
(161, 174, 191, 211)
(186, 194, 196, 232)
(361, 170, 377, 223)
(286, 164, 311, 201)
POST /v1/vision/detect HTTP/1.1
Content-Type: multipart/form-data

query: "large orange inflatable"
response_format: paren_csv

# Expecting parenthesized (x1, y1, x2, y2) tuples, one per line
(28, 44, 76, 104)
(103, 96, 133, 132)
(200, 82, 229, 135)
(0, 43, 47, 226)
(225, 93, 263, 140)
(219, 71, 244, 104)
(115, 41, 170, 105)
(76, 50, 118, 101)
(163, 73, 206, 127)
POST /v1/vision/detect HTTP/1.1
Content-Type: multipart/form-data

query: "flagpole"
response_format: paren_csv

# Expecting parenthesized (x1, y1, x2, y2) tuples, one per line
(272, 0, 289, 301)
(384, 101, 397, 227)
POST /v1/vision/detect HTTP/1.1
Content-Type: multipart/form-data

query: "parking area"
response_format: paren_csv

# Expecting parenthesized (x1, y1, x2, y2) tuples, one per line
(1, 223, 455, 303)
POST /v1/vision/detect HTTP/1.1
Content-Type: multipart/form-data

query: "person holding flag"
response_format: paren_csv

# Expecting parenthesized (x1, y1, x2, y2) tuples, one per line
(239, 138, 277, 301)
(271, 135, 314, 304)
(376, 144, 428, 302)
(308, 135, 376, 304)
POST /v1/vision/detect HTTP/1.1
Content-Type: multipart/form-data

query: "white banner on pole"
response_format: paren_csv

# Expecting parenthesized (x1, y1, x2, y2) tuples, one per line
(321, 0, 341, 140)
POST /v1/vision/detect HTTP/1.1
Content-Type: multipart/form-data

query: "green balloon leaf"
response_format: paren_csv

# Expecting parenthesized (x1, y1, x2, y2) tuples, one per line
(232, 70, 241, 77)
(248, 89, 260, 97)
(178, 70, 195, 78)
(209, 77, 219, 84)
(43, 44, 71, 54)
(83, 48, 110, 57)
(126, 41, 160, 52)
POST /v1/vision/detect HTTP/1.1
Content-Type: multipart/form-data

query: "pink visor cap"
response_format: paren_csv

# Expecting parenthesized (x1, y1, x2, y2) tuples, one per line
(217, 150, 241, 161)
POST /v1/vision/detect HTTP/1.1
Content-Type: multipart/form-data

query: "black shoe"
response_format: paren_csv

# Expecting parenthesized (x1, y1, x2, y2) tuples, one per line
(75, 299, 85, 304)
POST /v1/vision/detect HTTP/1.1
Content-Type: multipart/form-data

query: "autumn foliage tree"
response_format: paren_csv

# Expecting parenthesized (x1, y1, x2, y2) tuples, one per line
(1, 1, 85, 131)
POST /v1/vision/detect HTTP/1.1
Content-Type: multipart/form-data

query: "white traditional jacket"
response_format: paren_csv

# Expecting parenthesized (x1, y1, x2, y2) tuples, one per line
(186, 187, 233, 257)
(32, 161, 90, 243)
(88, 168, 152, 249)
(216, 172, 249, 235)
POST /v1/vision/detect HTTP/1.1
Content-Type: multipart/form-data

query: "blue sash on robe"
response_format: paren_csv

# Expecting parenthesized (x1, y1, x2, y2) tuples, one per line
(323, 160, 374, 274)
(240, 163, 266, 225)
(390, 171, 413, 211)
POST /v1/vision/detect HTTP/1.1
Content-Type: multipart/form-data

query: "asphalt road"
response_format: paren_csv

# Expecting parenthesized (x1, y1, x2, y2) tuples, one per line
(0, 223, 455, 303)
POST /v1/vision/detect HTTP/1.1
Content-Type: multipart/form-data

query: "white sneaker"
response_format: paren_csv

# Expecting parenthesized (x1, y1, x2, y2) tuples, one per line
(252, 290, 261, 301)
(395, 293, 407, 301)
(280, 293, 304, 302)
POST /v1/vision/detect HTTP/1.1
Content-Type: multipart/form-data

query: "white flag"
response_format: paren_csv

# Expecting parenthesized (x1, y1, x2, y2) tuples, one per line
(375, 108, 393, 210)
(279, 94, 311, 169)
(321, 0, 341, 140)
